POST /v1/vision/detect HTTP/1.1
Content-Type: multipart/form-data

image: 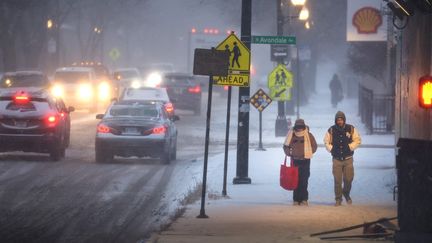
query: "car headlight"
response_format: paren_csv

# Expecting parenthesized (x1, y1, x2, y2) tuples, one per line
(98, 82, 110, 100)
(51, 85, 64, 98)
(146, 72, 162, 87)
(131, 79, 141, 89)
(78, 83, 93, 100)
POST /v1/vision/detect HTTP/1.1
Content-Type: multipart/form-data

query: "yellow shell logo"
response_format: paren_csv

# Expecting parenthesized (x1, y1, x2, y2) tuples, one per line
(352, 7, 382, 34)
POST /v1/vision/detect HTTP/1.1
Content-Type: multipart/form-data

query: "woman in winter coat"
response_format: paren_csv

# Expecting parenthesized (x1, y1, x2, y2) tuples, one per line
(283, 119, 318, 206)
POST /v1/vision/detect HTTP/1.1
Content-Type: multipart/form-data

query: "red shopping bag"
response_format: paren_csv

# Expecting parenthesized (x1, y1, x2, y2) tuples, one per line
(280, 156, 298, 191)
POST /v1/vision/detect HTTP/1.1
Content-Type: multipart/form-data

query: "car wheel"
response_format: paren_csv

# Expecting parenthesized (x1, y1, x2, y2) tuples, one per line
(171, 138, 177, 161)
(193, 104, 201, 116)
(160, 142, 171, 165)
(65, 130, 71, 148)
(50, 144, 64, 162)
(95, 146, 113, 163)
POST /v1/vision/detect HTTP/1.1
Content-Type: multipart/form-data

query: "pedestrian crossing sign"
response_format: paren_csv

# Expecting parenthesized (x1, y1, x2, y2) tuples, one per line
(268, 64, 293, 101)
(212, 33, 251, 87)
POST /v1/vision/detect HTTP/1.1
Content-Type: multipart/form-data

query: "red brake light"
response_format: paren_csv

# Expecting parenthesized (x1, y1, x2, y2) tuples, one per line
(165, 103, 174, 113)
(224, 85, 229, 91)
(152, 126, 166, 134)
(97, 124, 110, 133)
(48, 116, 56, 123)
(14, 95, 30, 103)
(45, 115, 58, 127)
(188, 85, 201, 94)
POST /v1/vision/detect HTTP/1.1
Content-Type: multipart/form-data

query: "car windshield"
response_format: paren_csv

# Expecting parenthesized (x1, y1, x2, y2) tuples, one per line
(1, 74, 48, 88)
(123, 88, 169, 101)
(163, 76, 194, 86)
(55, 71, 89, 83)
(109, 105, 159, 118)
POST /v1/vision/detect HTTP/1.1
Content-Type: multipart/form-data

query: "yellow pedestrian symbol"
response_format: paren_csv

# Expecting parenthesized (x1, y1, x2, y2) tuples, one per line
(213, 33, 251, 87)
(268, 64, 293, 101)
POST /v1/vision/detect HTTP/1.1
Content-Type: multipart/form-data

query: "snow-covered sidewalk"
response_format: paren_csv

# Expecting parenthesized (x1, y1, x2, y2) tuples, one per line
(150, 89, 397, 242)
(151, 147, 396, 242)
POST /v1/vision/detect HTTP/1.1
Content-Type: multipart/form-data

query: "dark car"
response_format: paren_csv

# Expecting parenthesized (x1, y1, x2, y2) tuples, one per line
(95, 100, 179, 164)
(0, 88, 74, 161)
(158, 73, 202, 115)
(1, 71, 51, 89)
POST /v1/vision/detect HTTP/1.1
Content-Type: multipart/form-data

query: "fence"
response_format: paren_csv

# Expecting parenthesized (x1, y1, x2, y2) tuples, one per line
(358, 85, 395, 134)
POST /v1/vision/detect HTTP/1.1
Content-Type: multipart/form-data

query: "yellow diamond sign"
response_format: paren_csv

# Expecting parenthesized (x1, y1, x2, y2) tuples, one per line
(213, 33, 251, 87)
(268, 64, 293, 101)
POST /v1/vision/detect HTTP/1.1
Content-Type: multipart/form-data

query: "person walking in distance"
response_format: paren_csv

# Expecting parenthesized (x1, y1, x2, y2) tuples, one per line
(283, 119, 318, 206)
(329, 74, 343, 108)
(324, 111, 361, 206)
(231, 42, 241, 68)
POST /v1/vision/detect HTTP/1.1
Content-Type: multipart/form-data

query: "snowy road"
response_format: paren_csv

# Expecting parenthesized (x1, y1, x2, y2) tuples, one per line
(0, 94, 216, 243)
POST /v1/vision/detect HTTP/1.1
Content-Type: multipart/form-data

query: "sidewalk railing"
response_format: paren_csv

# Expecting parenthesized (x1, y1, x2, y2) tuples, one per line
(358, 85, 394, 134)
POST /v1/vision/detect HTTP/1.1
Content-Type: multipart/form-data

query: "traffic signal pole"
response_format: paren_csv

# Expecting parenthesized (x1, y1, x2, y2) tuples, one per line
(275, 0, 289, 137)
(233, 0, 252, 185)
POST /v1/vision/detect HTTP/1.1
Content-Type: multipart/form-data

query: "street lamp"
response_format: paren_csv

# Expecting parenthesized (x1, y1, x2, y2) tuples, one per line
(299, 6, 310, 21)
(47, 19, 54, 29)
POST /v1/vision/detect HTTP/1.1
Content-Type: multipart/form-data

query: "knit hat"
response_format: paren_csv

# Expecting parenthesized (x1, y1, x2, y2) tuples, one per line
(335, 111, 346, 123)
(294, 119, 306, 129)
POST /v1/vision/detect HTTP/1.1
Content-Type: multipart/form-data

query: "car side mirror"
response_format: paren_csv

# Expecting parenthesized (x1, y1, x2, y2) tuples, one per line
(96, 114, 104, 119)
(172, 115, 180, 122)
(111, 97, 118, 103)
(68, 106, 75, 113)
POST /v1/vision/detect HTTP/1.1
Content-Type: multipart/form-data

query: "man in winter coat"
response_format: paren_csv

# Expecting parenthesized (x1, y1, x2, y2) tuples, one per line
(324, 111, 361, 206)
(283, 119, 318, 206)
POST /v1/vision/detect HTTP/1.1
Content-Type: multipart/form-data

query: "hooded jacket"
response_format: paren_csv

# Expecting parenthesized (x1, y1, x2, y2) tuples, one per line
(324, 111, 361, 160)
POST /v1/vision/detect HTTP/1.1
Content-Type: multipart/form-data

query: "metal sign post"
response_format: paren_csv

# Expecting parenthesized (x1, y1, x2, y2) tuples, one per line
(197, 74, 213, 219)
(193, 48, 229, 219)
(222, 86, 232, 197)
(250, 89, 272, 151)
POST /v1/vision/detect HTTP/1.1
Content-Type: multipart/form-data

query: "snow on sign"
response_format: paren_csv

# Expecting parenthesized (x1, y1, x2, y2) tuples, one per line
(250, 89, 272, 112)
(268, 64, 293, 101)
(213, 33, 251, 87)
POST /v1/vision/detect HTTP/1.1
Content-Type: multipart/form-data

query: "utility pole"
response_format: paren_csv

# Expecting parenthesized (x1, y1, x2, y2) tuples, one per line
(275, 0, 289, 137)
(233, 0, 252, 185)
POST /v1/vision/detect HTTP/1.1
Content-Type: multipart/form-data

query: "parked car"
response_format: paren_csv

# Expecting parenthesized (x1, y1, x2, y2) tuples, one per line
(1, 71, 51, 89)
(0, 88, 74, 161)
(95, 100, 179, 164)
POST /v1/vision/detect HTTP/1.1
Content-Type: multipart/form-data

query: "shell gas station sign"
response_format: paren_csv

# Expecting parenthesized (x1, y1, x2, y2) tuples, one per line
(347, 0, 387, 42)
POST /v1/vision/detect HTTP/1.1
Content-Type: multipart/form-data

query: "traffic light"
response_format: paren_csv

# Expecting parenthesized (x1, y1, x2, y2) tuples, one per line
(419, 75, 432, 108)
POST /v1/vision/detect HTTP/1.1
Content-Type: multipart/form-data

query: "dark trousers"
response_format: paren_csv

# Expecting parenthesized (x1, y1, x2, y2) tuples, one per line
(293, 159, 311, 202)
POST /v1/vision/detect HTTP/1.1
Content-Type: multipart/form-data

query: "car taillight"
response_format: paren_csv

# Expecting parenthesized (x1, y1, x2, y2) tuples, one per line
(152, 126, 166, 134)
(224, 86, 229, 91)
(188, 85, 201, 94)
(14, 94, 30, 104)
(165, 103, 174, 113)
(46, 115, 58, 127)
(97, 124, 110, 133)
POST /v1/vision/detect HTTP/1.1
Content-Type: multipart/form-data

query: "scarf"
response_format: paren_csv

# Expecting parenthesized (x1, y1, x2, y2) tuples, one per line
(284, 128, 313, 159)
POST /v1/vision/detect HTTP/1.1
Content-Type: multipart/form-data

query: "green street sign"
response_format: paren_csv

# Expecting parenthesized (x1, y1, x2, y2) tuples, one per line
(252, 36, 296, 45)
